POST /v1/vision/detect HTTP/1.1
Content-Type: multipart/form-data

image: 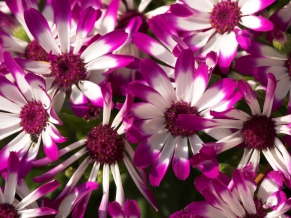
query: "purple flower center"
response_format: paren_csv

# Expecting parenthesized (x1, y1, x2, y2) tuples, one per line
(48, 52, 87, 88)
(164, 101, 199, 137)
(24, 40, 48, 61)
(243, 198, 267, 218)
(241, 115, 276, 150)
(271, 29, 286, 41)
(210, 0, 241, 34)
(20, 100, 49, 136)
(84, 103, 101, 121)
(0, 203, 19, 218)
(85, 124, 124, 164)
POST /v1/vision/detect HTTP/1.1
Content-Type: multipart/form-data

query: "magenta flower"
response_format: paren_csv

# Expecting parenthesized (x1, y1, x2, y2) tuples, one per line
(0, 52, 65, 177)
(32, 83, 157, 218)
(164, 0, 275, 72)
(19, 0, 133, 112)
(171, 170, 291, 218)
(127, 49, 239, 186)
(180, 73, 291, 184)
(0, 152, 59, 218)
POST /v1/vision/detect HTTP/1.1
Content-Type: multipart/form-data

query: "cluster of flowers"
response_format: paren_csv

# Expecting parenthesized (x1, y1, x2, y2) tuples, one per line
(1, 0, 291, 217)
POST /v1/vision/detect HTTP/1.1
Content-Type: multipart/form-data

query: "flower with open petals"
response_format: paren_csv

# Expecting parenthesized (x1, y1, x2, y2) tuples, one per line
(180, 73, 291, 184)
(0, 152, 59, 218)
(171, 170, 291, 218)
(127, 49, 239, 186)
(164, 0, 275, 72)
(32, 83, 157, 218)
(0, 52, 65, 177)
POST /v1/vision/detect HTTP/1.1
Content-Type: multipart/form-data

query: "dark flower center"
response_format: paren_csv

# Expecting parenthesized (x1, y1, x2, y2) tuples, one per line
(0, 203, 19, 218)
(164, 101, 199, 137)
(20, 100, 49, 136)
(85, 124, 124, 164)
(241, 115, 276, 150)
(48, 52, 87, 88)
(243, 198, 267, 218)
(210, 0, 241, 34)
(24, 40, 48, 61)
(271, 29, 286, 41)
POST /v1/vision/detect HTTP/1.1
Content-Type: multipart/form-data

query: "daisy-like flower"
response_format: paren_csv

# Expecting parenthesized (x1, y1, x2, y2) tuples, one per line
(21, 0, 133, 112)
(0, 52, 65, 177)
(0, 152, 60, 218)
(179, 73, 291, 184)
(171, 170, 291, 218)
(108, 199, 141, 218)
(235, 45, 291, 112)
(127, 49, 240, 186)
(164, 0, 274, 72)
(32, 83, 157, 218)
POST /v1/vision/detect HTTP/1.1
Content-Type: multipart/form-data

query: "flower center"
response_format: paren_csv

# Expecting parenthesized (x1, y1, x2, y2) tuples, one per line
(164, 101, 199, 137)
(241, 115, 276, 150)
(243, 198, 267, 218)
(20, 100, 49, 136)
(0, 203, 19, 218)
(271, 29, 286, 41)
(24, 40, 48, 61)
(85, 124, 124, 164)
(48, 52, 87, 88)
(210, 0, 241, 34)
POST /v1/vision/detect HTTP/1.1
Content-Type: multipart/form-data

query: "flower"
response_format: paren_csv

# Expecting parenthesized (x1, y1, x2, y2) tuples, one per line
(164, 0, 275, 72)
(20, 1, 133, 112)
(127, 49, 239, 186)
(180, 73, 291, 184)
(0, 152, 59, 218)
(0, 52, 65, 177)
(32, 83, 157, 218)
(171, 170, 291, 218)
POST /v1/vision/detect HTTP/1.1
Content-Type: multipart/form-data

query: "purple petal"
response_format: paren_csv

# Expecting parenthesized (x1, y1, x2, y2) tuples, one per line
(125, 200, 140, 218)
(42, 129, 58, 161)
(85, 54, 133, 70)
(239, 0, 275, 15)
(70, 85, 89, 118)
(177, 115, 217, 131)
(108, 201, 125, 218)
(132, 32, 176, 66)
(170, 3, 194, 17)
(219, 32, 238, 73)
(184, 29, 216, 53)
(150, 135, 176, 186)
(18, 208, 58, 217)
(4, 151, 19, 204)
(191, 62, 209, 105)
(78, 80, 103, 107)
(128, 82, 170, 110)
(17, 179, 60, 209)
(270, 2, 291, 31)
(101, 0, 119, 33)
(76, 7, 101, 39)
(172, 137, 190, 180)
(262, 73, 276, 116)
(81, 30, 128, 63)
(234, 28, 251, 50)
(133, 129, 170, 168)
(140, 58, 176, 103)
(24, 8, 60, 54)
(240, 15, 274, 31)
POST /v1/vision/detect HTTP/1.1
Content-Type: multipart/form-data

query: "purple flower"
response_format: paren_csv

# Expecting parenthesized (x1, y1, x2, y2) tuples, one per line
(127, 49, 239, 186)
(32, 83, 157, 218)
(181, 73, 291, 184)
(164, 0, 275, 72)
(0, 152, 59, 218)
(0, 52, 65, 177)
(171, 170, 291, 218)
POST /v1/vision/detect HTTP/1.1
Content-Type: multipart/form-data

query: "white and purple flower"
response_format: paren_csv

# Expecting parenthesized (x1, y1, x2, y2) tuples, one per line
(0, 152, 60, 218)
(32, 83, 157, 218)
(171, 170, 291, 218)
(164, 0, 275, 72)
(127, 49, 239, 186)
(0, 52, 65, 177)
